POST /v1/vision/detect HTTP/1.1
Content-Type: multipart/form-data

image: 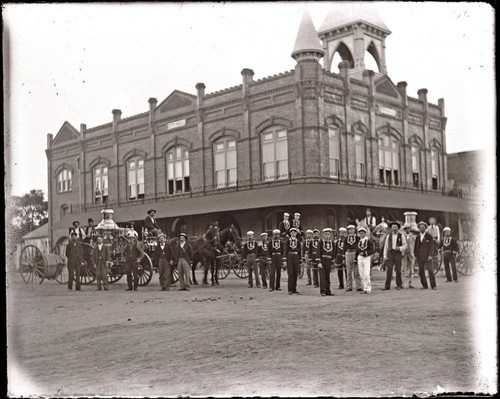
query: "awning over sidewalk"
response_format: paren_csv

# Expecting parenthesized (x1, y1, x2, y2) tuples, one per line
(52, 183, 478, 229)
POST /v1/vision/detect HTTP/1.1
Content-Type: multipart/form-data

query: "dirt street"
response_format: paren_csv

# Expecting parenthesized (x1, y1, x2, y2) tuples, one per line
(7, 267, 485, 397)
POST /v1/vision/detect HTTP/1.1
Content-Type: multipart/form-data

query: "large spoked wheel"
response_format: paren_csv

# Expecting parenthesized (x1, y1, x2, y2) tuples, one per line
(55, 263, 69, 284)
(19, 245, 45, 285)
(298, 261, 305, 279)
(107, 261, 124, 284)
(457, 240, 477, 275)
(80, 243, 97, 285)
(432, 253, 443, 275)
(171, 264, 179, 284)
(216, 254, 232, 280)
(137, 253, 153, 286)
(233, 258, 248, 279)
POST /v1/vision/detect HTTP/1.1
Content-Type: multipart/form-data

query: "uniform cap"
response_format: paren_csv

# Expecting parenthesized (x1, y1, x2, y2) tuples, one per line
(417, 221, 428, 228)
(339, 227, 347, 232)
(365, 208, 372, 213)
(260, 232, 268, 237)
(428, 217, 436, 223)
(272, 229, 281, 234)
(284, 212, 290, 217)
(305, 229, 313, 234)
(247, 231, 254, 236)
(127, 230, 138, 238)
(158, 233, 166, 239)
(347, 225, 356, 230)
(179, 232, 187, 239)
(443, 227, 451, 232)
(322, 227, 333, 233)
(289, 227, 299, 233)
(357, 227, 367, 233)
(312, 229, 320, 234)
(294, 213, 301, 217)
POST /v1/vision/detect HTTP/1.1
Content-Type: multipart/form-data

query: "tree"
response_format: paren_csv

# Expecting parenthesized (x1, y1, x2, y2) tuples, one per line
(10, 189, 48, 243)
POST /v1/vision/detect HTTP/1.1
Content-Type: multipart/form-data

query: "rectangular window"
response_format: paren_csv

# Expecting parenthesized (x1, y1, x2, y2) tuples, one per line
(431, 149, 438, 190)
(411, 146, 420, 172)
(354, 135, 364, 180)
(379, 168, 385, 184)
(432, 177, 438, 190)
(329, 128, 340, 178)
(413, 172, 420, 188)
(262, 129, 287, 181)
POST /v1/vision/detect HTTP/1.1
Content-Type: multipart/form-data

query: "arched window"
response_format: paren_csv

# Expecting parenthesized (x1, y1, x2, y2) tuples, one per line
(57, 169, 72, 193)
(411, 144, 421, 188)
(354, 133, 365, 180)
(378, 135, 399, 185)
(262, 127, 288, 181)
(431, 149, 439, 190)
(94, 165, 108, 204)
(214, 138, 237, 188)
(127, 157, 144, 200)
(60, 204, 69, 219)
(365, 42, 381, 72)
(328, 127, 340, 178)
(167, 146, 190, 194)
(331, 42, 354, 73)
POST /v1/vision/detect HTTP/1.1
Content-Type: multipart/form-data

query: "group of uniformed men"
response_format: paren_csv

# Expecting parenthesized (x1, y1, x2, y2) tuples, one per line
(65, 208, 461, 296)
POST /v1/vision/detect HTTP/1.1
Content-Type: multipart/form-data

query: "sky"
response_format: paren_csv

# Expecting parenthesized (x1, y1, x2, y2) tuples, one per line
(3, 1, 496, 197)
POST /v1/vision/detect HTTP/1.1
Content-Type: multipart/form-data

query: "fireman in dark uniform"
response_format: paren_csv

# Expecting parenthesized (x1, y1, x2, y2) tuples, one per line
(439, 227, 460, 282)
(122, 230, 146, 291)
(308, 229, 321, 288)
(269, 229, 286, 291)
(257, 232, 271, 289)
(316, 227, 334, 296)
(241, 231, 260, 288)
(303, 229, 313, 285)
(284, 227, 301, 295)
(278, 212, 291, 239)
(333, 227, 347, 289)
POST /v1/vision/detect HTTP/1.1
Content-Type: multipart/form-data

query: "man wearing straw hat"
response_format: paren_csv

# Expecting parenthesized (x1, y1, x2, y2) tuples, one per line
(401, 223, 416, 289)
(415, 221, 437, 290)
(439, 227, 460, 283)
(381, 221, 407, 291)
(154, 233, 173, 291)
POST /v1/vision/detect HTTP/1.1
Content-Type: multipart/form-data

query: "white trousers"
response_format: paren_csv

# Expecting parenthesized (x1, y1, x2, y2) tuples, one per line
(357, 255, 372, 293)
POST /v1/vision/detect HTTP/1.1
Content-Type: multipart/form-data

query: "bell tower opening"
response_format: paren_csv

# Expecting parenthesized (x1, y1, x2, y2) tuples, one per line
(365, 42, 381, 73)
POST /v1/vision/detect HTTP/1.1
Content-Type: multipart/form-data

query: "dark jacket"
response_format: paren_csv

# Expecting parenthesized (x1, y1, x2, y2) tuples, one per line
(278, 220, 291, 238)
(345, 234, 359, 251)
(144, 216, 160, 231)
(284, 237, 301, 258)
(308, 238, 321, 262)
(415, 232, 434, 261)
(154, 242, 173, 263)
(257, 241, 271, 258)
(269, 238, 286, 261)
(241, 240, 258, 258)
(123, 242, 146, 263)
(439, 237, 459, 253)
(333, 237, 347, 258)
(92, 243, 111, 266)
(65, 241, 83, 264)
(355, 238, 375, 258)
(172, 242, 194, 264)
(316, 239, 335, 262)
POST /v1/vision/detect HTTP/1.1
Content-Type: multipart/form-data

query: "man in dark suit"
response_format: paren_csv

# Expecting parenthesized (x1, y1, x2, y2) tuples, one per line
(144, 209, 161, 236)
(172, 233, 194, 291)
(69, 220, 86, 242)
(415, 221, 437, 290)
(93, 234, 111, 290)
(154, 233, 173, 291)
(84, 218, 97, 244)
(122, 231, 146, 291)
(65, 232, 83, 290)
(278, 212, 291, 239)
(439, 227, 460, 283)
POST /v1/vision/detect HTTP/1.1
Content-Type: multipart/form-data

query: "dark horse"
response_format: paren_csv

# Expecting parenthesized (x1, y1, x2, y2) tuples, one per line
(210, 224, 242, 285)
(170, 221, 220, 285)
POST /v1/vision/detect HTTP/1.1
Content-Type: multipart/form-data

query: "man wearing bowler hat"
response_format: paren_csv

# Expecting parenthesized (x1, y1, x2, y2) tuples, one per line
(381, 221, 407, 290)
(415, 221, 437, 290)
(145, 209, 161, 237)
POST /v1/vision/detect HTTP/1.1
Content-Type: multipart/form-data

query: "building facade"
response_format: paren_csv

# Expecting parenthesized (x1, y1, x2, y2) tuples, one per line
(46, 7, 476, 245)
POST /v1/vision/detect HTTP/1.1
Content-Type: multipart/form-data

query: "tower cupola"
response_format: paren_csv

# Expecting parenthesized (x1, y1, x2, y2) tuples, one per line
(291, 9, 325, 63)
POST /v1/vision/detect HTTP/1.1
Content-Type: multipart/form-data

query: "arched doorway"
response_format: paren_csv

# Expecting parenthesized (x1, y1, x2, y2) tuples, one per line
(171, 218, 188, 237)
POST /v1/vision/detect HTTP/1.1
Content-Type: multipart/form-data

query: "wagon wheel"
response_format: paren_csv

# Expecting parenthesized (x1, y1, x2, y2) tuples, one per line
(80, 243, 97, 285)
(233, 258, 248, 279)
(457, 240, 477, 275)
(171, 264, 179, 284)
(433, 252, 443, 275)
(107, 261, 124, 284)
(19, 245, 45, 285)
(54, 262, 69, 284)
(216, 254, 232, 280)
(137, 253, 153, 286)
(298, 261, 305, 279)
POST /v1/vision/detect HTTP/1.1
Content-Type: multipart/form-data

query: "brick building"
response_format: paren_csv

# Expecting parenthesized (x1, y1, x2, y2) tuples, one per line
(46, 7, 477, 246)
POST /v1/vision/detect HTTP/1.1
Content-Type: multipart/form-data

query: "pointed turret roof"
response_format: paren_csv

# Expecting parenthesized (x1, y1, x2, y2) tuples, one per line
(319, 3, 391, 35)
(291, 9, 324, 59)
